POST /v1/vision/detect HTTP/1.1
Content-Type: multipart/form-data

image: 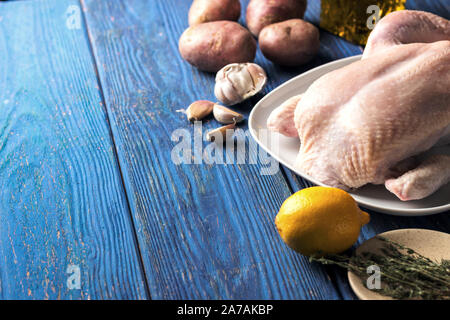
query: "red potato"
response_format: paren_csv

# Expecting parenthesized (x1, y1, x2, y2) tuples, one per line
(259, 19, 320, 66)
(188, 0, 241, 26)
(179, 21, 257, 72)
(246, 0, 307, 37)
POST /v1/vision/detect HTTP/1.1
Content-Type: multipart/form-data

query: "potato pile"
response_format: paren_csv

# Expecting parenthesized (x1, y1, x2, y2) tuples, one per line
(179, 0, 320, 72)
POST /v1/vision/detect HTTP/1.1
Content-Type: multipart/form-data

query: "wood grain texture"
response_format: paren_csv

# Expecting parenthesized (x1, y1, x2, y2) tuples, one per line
(0, 0, 148, 299)
(0, 0, 446, 301)
(81, 0, 343, 299)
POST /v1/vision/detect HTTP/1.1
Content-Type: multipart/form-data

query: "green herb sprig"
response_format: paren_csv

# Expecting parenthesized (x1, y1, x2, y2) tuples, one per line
(310, 236, 450, 300)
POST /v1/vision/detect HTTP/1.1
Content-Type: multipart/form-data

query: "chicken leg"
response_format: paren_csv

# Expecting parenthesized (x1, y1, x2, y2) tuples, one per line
(385, 155, 450, 201)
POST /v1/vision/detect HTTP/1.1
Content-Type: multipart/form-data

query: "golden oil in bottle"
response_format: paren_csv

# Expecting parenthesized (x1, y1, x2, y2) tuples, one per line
(320, 0, 406, 45)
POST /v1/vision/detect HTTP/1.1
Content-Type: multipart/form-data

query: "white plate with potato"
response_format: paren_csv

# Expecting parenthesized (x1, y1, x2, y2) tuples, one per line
(249, 55, 450, 216)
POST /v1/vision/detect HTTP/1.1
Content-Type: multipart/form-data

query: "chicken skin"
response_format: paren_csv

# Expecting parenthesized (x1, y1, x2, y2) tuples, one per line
(267, 11, 450, 200)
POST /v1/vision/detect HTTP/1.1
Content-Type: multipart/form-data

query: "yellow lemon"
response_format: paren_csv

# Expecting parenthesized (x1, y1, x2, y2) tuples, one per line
(275, 186, 370, 256)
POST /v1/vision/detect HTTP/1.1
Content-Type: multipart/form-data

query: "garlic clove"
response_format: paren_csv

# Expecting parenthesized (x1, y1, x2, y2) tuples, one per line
(206, 123, 236, 142)
(214, 63, 267, 105)
(213, 104, 244, 124)
(186, 100, 215, 121)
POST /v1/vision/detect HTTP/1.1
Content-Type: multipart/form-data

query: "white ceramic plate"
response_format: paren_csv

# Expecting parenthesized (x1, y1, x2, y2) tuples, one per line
(249, 55, 450, 216)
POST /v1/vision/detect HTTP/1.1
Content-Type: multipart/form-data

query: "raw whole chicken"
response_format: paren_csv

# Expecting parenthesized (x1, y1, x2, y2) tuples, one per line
(267, 10, 450, 201)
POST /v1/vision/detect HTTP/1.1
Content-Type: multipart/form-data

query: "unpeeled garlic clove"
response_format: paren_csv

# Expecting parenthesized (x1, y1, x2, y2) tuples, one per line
(214, 63, 267, 105)
(206, 123, 236, 142)
(213, 104, 244, 124)
(186, 100, 215, 121)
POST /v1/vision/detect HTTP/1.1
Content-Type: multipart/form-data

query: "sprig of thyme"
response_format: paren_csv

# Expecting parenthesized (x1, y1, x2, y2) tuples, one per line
(310, 236, 450, 300)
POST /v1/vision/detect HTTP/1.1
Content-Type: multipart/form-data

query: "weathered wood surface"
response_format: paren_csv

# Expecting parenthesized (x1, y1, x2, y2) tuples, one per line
(80, 0, 349, 299)
(0, 0, 148, 299)
(82, 0, 449, 299)
(0, 0, 448, 299)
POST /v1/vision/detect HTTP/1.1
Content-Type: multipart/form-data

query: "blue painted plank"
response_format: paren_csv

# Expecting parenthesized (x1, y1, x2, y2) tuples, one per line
(0, 0, 148, 299)
(406, 0, 450, 19)
(249, 0, 363, 299)
(81, 0, 342, 299)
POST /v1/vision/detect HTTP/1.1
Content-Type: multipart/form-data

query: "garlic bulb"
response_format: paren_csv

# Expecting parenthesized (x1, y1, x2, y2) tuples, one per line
(214, 63, 267, 105)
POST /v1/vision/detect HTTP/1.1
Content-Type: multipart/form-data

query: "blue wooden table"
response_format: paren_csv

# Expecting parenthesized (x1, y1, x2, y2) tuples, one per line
(0, 0, 448, 300)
